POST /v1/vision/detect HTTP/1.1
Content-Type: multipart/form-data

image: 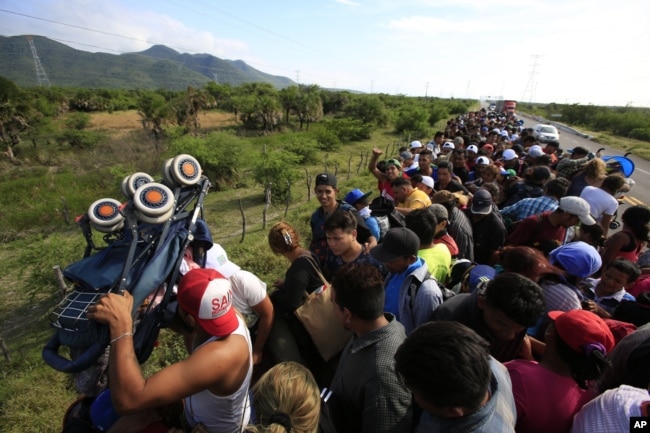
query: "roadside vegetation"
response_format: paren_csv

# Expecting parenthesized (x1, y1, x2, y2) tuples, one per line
(0, 75, 648, 432)
(522, 101, 650, 158)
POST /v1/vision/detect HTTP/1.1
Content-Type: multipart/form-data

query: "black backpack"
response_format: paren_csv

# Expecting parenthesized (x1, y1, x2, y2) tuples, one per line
(408, 271, 456, 310)
(369, 196, 405, 240)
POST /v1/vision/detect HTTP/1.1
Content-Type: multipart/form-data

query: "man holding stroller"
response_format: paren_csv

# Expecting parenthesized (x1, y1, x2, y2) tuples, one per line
(87, 267, 253, 433)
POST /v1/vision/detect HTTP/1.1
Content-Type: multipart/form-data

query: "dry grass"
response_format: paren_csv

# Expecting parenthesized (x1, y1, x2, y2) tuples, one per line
(89, 110, 238, 136)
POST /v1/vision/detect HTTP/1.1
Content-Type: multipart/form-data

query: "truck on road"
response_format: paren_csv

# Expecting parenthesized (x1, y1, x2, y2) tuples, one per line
(495, 100, 517, 117)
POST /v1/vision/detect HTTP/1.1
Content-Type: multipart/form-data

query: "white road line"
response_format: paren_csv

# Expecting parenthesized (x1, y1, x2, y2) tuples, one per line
(636, 168, 650, 175)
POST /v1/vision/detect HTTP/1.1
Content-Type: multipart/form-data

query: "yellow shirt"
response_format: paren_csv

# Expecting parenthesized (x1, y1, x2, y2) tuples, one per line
(398, 188, 432, 210)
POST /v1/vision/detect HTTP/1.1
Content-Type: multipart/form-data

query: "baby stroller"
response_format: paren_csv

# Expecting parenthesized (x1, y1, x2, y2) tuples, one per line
(601, 152, 636, 230)
(42, 154, 211, 429)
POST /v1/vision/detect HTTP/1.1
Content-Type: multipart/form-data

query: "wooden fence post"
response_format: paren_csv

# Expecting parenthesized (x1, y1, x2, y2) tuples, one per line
(262, 183, 272, 230)
(53, 265, 68, 298)
(284, 180, 291, 217)
(238, 199, 246, 243)
(347, 155, 352, 180)
(305, 169, 312, 202)
(0, 337, 10, 362)
(61, 197, 70, 225)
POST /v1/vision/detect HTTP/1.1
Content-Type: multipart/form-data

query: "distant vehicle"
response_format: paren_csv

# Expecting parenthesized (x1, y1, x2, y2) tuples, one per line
(495, 100, 517, 116)
(533, 124, 560, 144)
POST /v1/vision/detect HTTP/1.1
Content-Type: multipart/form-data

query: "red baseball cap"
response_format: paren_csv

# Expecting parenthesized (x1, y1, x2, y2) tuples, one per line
(548, 310, 615, 355)
(178, 268, 238, 337)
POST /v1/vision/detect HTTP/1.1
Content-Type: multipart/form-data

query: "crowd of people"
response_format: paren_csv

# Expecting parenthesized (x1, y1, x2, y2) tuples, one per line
(79, 108, 650, 433)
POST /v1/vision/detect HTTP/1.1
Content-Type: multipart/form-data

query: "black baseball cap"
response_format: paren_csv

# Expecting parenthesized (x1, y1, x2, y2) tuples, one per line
(315, 173, 337, 188)
(370, 227, 420, 262)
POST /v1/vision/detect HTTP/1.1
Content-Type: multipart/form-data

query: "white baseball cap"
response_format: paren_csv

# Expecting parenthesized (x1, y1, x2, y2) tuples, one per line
(419, 176, 434, 189)
(501, 149, 518, 161)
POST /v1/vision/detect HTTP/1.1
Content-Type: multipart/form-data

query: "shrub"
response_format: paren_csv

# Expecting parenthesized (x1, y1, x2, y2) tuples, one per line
(64, 112, 92, 130)
(57, 129, 104, 149)
(169, 131, 243, 190)
(323, 118, 373, 142)
(395, 104, 429, 136)
(252, 150, 302, 204)
(282, 136, 321, 165)
(311, 128, 342, 152)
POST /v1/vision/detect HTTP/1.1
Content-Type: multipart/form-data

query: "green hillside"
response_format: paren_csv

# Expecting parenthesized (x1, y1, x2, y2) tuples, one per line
(0, 35, 296, 90)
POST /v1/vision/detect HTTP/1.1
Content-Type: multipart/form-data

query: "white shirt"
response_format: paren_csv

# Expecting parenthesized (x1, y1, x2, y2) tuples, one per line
(571, 385, 649, 433)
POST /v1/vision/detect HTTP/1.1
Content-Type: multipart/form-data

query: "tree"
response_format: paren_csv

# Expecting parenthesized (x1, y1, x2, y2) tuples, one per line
(343, 95, 389, 126)
(173, 86, 215, 136)
(137, 91, 172, 150)
(295, 84, 323, 130)
(253, 150, 301, 204)
(321, 90, 351, 115)
(204, 82, 232, 110)
(233, 83, 281, 133)
(279, 86, 299, 124)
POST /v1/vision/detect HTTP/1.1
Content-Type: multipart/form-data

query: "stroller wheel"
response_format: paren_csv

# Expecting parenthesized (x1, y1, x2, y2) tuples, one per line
(120, 175, 132, 199)
(170, 154, 201, 186)
(133, 182, 175, 217)
(88, 198, 124, 228)
(161, 157, 176, 187)
(125, 172, 154, 197)
(92, 220, 125, 233)
(135, 206, 175, 225)
(610, 221, 621, 230)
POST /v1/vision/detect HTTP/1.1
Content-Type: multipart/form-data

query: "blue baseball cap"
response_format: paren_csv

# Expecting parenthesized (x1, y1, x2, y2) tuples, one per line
(468, 265, 497, 293)
(344, 188, 372, 206)
(549, 241, 602, 278)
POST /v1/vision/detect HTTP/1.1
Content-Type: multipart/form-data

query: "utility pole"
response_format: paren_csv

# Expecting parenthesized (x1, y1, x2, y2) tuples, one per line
(425, 82, 429, 101)
(26, 36, 51, 87)
(295, 70, 300, 84)
(522, 55, 541, 103)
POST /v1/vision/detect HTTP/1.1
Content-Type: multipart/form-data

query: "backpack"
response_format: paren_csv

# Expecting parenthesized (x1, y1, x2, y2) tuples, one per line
(369, 196, 405, 240)
(408, 271, 456, 310)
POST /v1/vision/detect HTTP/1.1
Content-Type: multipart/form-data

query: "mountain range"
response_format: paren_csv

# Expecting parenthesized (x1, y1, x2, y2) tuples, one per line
(0, 35, 296, 90)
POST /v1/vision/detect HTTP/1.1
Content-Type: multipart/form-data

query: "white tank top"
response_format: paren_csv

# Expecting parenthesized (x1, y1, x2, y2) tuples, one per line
(184, 315, 253, 433)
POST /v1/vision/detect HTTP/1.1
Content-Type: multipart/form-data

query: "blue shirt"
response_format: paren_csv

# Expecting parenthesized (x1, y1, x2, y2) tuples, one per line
(500, 195, 559, 222)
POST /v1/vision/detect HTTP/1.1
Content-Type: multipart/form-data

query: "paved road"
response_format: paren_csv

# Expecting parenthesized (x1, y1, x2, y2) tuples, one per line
(518, 113, 648, 210)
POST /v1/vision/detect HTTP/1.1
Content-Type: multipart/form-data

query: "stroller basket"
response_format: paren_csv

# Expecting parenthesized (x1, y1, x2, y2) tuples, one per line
(50, 291, 104, 331)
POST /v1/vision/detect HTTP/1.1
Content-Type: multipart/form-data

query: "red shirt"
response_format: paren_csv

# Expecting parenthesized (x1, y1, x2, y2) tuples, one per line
(434, 234, 459, 257)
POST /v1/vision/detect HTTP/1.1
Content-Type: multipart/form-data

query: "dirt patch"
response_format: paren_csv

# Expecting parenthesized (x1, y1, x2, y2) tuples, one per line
(90, 110, 142, 131)
(89, 110, 237, 136)
(200, 111, 238, 129)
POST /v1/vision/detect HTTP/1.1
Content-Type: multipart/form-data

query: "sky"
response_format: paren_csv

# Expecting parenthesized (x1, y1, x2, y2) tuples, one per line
(2, 0, 650, 107)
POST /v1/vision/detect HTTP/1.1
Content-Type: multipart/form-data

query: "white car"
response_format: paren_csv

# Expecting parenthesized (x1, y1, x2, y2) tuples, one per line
(533, 124, 560, 144)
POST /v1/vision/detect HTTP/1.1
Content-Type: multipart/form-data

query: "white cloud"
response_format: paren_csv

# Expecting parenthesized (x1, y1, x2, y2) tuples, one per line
(335, 0, 361, 6)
